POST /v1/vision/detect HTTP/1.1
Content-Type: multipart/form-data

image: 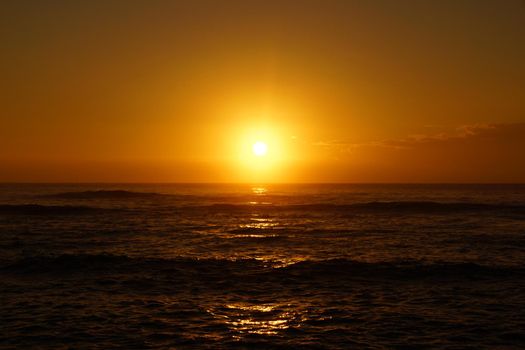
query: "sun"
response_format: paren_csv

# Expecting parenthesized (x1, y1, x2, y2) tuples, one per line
(233, 125, 289, 181)
(252, 141, 268, 156)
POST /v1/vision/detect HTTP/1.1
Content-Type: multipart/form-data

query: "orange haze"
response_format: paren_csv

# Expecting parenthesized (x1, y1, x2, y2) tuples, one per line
(1, 1, 524, 182)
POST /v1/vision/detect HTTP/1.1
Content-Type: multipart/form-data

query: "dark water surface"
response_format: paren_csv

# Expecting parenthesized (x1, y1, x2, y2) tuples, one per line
(1, 184, 525, 349)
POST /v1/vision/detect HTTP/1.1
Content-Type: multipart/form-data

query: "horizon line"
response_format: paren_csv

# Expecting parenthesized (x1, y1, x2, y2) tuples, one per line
(1, 182, 525, 185)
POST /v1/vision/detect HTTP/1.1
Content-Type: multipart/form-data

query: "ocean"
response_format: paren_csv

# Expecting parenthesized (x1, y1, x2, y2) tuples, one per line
(1, 183, 524, 349)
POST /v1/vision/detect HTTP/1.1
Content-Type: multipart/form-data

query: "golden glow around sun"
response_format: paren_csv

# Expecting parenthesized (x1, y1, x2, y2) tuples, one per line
(230, 124, 289, 182)
(252, 141, 268, 156)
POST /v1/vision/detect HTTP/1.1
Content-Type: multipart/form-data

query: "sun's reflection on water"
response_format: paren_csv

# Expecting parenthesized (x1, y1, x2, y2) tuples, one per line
(207, 303, 298, 336)
(248, 201, 272, 205)
(251, 186, 268, 195)
(249, 186, 272, 205)
(224, 215, 282, 239)
(238, 217, 278, 229)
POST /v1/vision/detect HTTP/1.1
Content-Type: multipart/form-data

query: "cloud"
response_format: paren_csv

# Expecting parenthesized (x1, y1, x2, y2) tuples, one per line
(312, 123, 525, 182)
(315, 123, 510, 152)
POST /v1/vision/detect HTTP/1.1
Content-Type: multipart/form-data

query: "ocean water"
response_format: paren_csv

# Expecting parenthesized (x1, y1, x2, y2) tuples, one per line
(1, 183, 525, 349)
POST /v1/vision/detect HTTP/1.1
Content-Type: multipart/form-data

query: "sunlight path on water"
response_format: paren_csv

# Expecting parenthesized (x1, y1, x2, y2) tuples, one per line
(207, 303, 303, 337)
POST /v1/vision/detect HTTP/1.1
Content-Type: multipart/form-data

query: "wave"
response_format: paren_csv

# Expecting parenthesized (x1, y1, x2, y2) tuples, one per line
(40, 190, 244, 202)
(0, 204, 111, 215)
(282, 259, 525, 280)
(39, 190, 294, 203)
(40, 190, 169, 199)
(2, 254, 523, 281)
(0, 254, 263, 276)
(195, 201, 525, 214)
(341, 201, 525, 214)
(6, 200, 522, 216)
(33, 191, 525, 215)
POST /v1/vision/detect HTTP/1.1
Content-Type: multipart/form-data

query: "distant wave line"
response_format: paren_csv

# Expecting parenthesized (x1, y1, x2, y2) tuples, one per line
(191, 201, 525, 214)
(2, 254, 523, 280)
(0, 204, 114, 215)
(3, 200, 525, 215)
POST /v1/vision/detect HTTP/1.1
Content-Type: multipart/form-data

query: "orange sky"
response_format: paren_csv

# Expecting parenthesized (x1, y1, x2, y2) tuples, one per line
(1, 0, 524, 182)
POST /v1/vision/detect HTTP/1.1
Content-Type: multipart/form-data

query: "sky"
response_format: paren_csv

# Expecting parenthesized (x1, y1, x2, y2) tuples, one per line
(1, 0, 524, 183)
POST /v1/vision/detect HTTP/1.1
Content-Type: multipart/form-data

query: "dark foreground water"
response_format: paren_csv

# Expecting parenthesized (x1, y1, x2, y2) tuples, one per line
(1, 184, 525, 349)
